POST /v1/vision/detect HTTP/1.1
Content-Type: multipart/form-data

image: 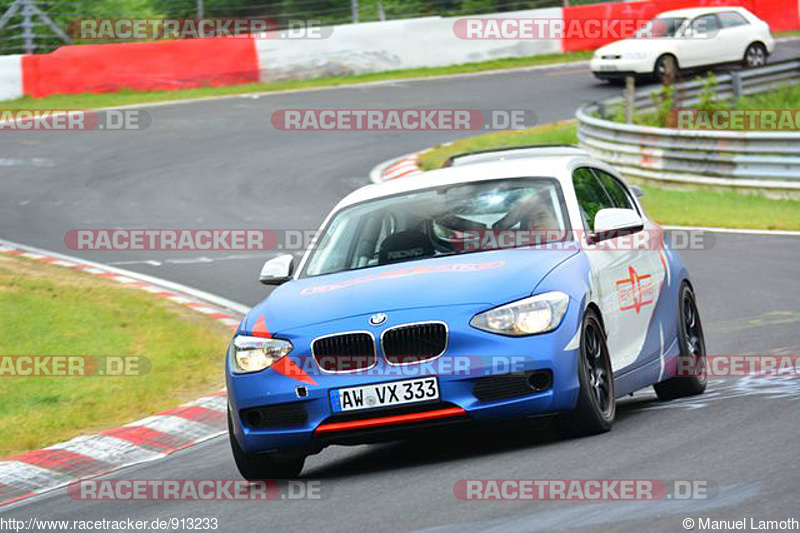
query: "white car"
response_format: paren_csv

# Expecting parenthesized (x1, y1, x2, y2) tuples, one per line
(590, 7, 775, 82)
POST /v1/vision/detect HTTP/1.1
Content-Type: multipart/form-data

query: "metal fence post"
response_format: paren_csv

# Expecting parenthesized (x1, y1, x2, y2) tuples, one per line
(624, 75, 635, 124)
(21, 0, 34, 55)
(731, 71, 742, 105)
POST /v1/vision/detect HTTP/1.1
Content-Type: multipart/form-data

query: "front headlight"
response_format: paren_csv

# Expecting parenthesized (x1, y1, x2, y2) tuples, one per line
(622, 52, 647, 60)
(231, 335, 293, 374)
(470, 292, 569, 336)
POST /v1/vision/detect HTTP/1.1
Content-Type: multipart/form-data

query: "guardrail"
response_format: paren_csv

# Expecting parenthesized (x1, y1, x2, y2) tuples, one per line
(576, 59, 800, 196)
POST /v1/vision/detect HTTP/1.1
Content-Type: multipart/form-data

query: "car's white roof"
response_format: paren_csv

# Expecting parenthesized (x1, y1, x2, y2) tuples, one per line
(338, 154, 591, 212)
(657, 6, 749, 18)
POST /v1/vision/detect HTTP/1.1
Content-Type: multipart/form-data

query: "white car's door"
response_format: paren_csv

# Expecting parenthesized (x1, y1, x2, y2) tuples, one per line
(677, 14, 726, 68)
(715, 11, 753, 62)
(572, 167, 664, 374)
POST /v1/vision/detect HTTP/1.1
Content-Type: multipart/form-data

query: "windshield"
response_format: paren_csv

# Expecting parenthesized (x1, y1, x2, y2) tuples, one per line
(302, 178, 569, 278)
(635, 17, 686, 38)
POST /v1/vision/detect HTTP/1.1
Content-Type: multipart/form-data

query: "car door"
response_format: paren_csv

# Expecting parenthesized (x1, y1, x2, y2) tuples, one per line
(716, 11, 753, 62)
(677, 14, 725, 68)
(573, 167, 662, 374)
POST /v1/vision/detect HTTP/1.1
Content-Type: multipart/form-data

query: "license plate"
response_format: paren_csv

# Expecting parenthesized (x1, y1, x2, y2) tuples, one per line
(598, 64, 618, 72)
(331, 377, 439, 413)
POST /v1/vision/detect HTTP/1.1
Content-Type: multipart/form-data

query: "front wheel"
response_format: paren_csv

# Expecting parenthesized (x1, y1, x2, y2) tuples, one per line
(743, 43, 767, 68)
(557, 308, 615, 437)
(228, 408, 305, 480)
(654, 283, 707, 401)
(653, 54, 678, 83)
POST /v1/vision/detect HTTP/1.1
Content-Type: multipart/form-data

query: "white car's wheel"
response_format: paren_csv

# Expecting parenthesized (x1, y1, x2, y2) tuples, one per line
(743, 43, 767, 68)
(653, 54, 678, 83)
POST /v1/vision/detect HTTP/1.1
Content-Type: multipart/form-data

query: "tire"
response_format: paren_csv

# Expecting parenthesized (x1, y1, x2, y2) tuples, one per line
(654, 283, 708, 401)
(653, 54, 678, 83)
(228, 408, 305, 480)
(743, 43, 767, 68)
(557, 308, 615, 437)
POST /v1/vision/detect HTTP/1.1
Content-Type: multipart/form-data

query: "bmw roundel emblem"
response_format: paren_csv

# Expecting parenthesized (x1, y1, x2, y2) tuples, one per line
(369, 313, 387, 326)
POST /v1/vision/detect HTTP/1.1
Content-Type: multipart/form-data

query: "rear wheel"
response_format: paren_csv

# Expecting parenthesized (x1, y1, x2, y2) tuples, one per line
(557, 308, 615, 437)
(228, 408, 305, 480)
(743, 43, 767, 68)
(654, 283, 707, 400)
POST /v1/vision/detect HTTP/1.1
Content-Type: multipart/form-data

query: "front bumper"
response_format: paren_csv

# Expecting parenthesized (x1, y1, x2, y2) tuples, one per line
(226, 304, 582, 455)
(590, 57, 653, 78)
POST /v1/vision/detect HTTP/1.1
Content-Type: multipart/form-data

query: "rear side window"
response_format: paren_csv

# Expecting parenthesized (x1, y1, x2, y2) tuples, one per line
(572, 168, 614, 230)
(591, 169, 636, 212)
(718, 11, 749, 28)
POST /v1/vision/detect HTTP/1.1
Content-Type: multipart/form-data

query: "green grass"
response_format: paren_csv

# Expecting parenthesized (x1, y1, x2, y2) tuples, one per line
(638, 183, 800, 230)
(0, 254, 233, 457)
(0, 50, 592, 111)
(419, 121, 800, 230)
(419, 120, 579, 170)
(608, 77, 800, 130)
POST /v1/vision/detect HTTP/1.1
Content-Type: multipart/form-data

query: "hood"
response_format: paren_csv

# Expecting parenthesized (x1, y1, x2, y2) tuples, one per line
(242, 248, 578, 334)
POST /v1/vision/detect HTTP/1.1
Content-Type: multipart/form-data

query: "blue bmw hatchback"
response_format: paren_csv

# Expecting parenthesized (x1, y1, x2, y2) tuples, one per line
(226, 147, 707, 479)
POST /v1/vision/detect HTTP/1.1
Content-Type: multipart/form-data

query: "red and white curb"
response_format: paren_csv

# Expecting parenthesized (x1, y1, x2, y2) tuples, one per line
(369, 151, 425, 183)
(0, 238, 249, 508)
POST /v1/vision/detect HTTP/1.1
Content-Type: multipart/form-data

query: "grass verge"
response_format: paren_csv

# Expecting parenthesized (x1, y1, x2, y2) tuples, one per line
(0, 51, 592, 111)
(606, 76, 800, 129)
(419, 122, 800, 230)
(0, 254, 233, 457)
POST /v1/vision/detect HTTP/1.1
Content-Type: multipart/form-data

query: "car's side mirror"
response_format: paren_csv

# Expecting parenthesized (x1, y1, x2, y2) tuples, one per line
(589, 208, 645, 244)
(260, 254, 294, 285)
(630, 185, 645, 199)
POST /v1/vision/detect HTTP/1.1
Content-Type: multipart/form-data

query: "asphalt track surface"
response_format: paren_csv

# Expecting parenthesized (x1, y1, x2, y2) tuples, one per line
(2, 43, 800, 531)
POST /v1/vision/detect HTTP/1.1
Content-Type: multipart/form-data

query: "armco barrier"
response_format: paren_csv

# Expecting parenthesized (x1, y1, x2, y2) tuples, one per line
(576, 59, 800, 195)
(22, 37, 259, 99)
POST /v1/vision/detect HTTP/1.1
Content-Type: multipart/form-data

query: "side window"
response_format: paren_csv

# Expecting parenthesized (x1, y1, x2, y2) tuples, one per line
(718, 11, 749, 28)
(691, 14, 721, 35)
(591, 169, 636, 212)
(572, 168, 614, 230)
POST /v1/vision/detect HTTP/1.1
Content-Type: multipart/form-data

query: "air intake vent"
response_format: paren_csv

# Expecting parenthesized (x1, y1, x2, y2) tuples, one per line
(312, 332, 376, 372)
(473, 371, 552, 402)
(242, 403, 308, 428)
(382, 322, 447, 365)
